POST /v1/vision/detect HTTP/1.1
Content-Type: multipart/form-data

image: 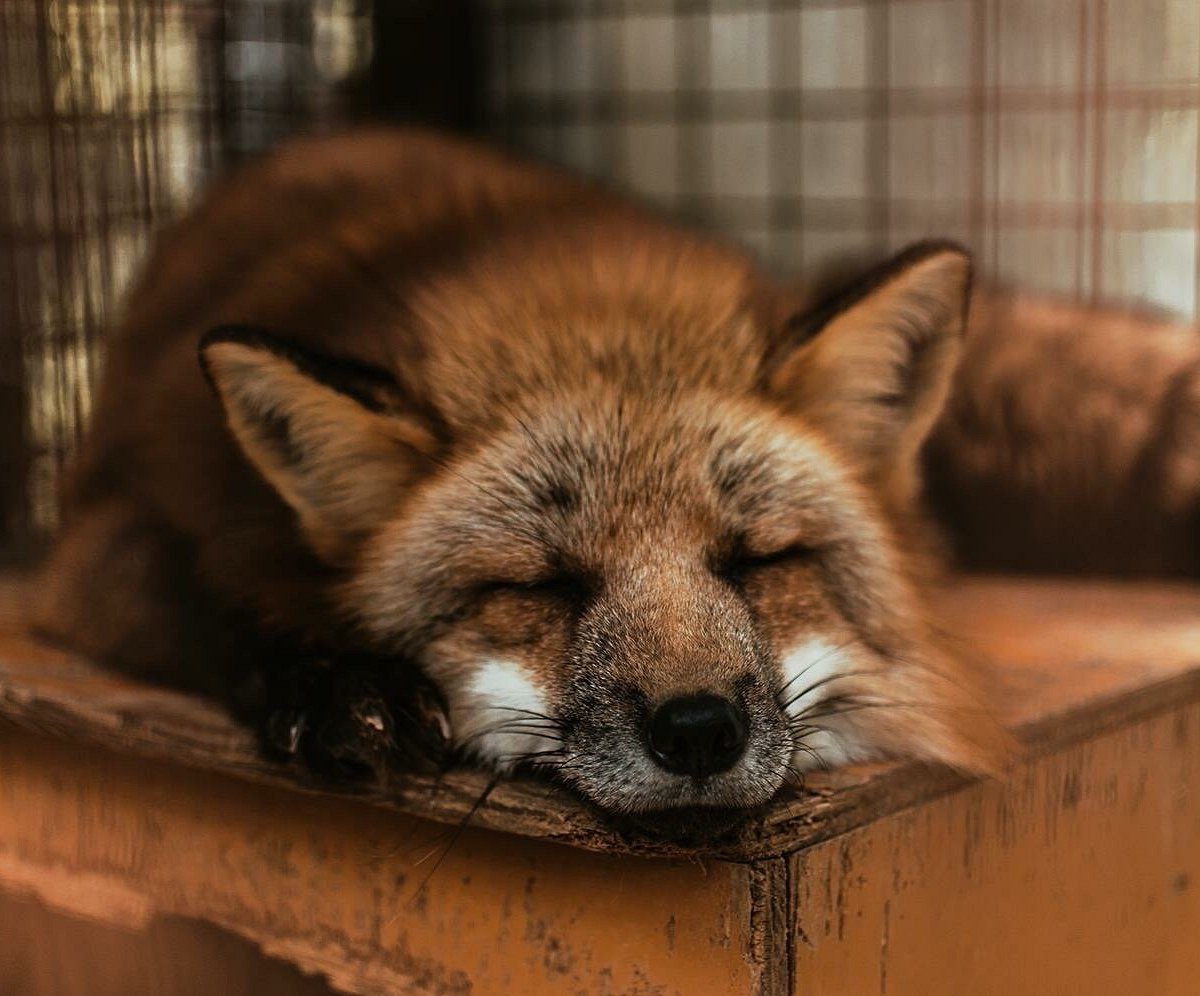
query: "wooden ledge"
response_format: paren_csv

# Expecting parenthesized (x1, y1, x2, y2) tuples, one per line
(2, 577, 1200, 863)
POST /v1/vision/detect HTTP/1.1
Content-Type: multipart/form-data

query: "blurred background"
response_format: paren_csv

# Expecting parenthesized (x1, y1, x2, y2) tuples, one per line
(1, 0, 1197, 559)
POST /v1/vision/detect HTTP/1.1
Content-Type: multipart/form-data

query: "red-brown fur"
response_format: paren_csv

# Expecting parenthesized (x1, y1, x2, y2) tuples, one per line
(31, 128, 1200, 827)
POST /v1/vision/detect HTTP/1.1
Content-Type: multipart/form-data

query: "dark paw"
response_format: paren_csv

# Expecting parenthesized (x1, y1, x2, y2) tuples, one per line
(261, 662, 395, 779)
(249, 656, 451, 781)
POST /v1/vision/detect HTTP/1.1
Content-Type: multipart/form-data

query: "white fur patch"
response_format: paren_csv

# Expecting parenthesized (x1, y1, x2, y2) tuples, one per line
(454, 659, 556, 770)
(780, 637, 867, 772)
(780, 638, 856, 718)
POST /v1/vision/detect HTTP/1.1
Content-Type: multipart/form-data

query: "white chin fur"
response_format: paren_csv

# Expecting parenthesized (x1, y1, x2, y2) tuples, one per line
(781, 637, 874, 772)
(453, 659, 554, 771)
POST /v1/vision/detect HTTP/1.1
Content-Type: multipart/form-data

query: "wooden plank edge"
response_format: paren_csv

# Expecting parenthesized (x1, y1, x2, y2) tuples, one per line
(6, 654, 1200, 864)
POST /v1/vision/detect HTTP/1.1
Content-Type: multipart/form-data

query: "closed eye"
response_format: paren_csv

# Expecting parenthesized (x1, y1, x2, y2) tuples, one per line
(437, 574, 595, 629)
(717, 542, 819, 587)
(480, 573, 597, 604)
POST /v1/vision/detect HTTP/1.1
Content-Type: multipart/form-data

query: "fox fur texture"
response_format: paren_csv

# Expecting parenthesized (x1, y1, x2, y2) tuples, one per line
(31, 129, 1200, 838)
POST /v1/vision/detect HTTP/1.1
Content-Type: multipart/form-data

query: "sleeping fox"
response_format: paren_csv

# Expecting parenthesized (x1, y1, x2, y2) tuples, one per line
(31, 128, 1200, 839)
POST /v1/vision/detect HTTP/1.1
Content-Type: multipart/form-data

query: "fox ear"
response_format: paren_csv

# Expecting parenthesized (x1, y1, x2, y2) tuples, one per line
(764, 242, 971, 502)
(200, 328, 441, 564)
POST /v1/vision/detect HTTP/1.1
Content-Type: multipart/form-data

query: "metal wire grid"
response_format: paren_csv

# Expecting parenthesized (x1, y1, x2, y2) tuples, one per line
(482, 0, 1200, 321)
(0, 0, 369, 548)
(3, 0, 1199, 551)
(220, 0, 372, 160)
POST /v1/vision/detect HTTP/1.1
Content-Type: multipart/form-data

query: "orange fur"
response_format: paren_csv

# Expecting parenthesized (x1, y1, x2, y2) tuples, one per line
(32, 127, 1199, 826)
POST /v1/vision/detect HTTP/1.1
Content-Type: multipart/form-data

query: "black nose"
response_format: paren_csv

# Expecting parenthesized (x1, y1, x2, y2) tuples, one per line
(647, 694, 749, 777)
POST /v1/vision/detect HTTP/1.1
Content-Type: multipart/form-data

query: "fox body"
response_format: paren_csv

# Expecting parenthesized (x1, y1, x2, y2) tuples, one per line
(34, 129, 1200, 835)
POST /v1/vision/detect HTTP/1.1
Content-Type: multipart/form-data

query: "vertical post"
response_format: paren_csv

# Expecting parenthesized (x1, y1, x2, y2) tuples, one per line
(367, 0, 481, 130)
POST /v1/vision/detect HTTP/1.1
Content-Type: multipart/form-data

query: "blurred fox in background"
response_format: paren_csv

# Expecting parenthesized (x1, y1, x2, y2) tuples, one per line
(30, 129, 1200, 839)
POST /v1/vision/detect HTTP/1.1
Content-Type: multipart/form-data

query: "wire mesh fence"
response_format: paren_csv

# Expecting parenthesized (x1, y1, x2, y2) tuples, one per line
(484, 0, 1200, 318)
(2, 0, 1199, 557)
(0, 0, 370, 553)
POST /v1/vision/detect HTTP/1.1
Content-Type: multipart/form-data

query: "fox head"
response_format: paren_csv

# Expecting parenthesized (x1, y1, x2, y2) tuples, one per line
(200, 241, 1007, 837)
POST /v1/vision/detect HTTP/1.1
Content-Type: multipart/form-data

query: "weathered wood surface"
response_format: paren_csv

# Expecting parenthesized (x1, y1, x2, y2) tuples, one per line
(0, 726, 765, 995)
(790, 701, 1200, 994)
(2, 577, 1200, 994)
(2, 577, 1200, 861)
(8, 680, 1200, 995)
(0, 890, 337, 996)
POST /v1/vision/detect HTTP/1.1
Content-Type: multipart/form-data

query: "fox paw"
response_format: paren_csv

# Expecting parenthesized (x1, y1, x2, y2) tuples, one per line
(250, 656, 451, 780)
(263, 662, 396, 779)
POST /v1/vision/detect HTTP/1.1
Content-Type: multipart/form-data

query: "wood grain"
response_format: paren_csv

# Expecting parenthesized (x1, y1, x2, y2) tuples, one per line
(0, 725, 761, 995)
(790, 701, 1200, 994)
(0, 891, 337, 996)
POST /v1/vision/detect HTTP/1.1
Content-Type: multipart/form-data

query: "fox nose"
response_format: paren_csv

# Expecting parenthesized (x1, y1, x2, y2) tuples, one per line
(647, 694, 749, 777)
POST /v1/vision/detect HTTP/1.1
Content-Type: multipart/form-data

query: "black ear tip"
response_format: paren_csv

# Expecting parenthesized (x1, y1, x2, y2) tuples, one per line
(197, 325, 410, 416)
(892, 239, 973, 274)
(895, 238, 971, 260)
(890, 241, 974, 309)
(198, 324, 284, 361)
(773, 239, 974, 355)
(197, 324, 277, 390)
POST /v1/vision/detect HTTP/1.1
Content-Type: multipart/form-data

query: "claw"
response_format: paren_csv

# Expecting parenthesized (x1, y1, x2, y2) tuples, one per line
(412, 683, 451, 747)
(348, 691, 395, 749)
(265, 708, 308, 758)
(285, 716, 306, 754)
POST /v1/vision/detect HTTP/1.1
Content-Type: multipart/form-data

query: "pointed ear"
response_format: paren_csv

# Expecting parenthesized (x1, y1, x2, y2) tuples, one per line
(199, 327, 442, 564)
(764, 242, 972, 502)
